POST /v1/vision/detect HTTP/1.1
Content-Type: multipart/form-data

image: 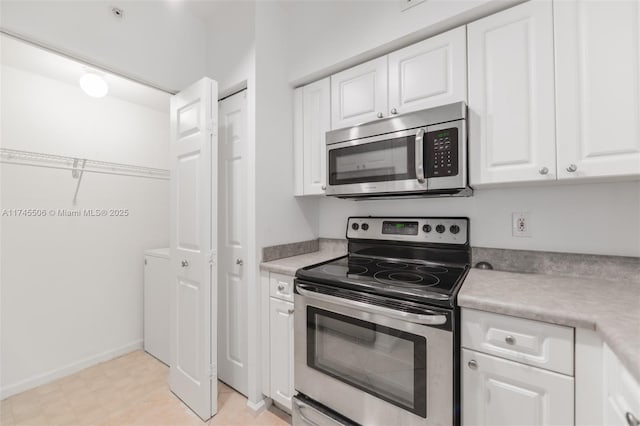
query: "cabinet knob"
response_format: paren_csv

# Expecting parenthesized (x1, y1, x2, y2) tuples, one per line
(566, 164, 578, 173)
(390, 108, 398, 115)
(277, 284, 285, 291)
(539, 166, 549, 175)
(181, 260, 189, 267)
(468, 359, 478, 370)
(505, 335, 516, 345)
(321, 185, 326, 191)
(626, 412, 640, 426)
(236, 258, 243, 265)
(376, 112, 384, 119)
(288, 308, 295, 315)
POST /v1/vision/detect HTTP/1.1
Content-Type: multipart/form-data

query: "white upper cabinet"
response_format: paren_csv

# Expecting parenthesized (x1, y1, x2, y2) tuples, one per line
(554, 1, 640, 180)
(468, 1, 557, 186)
(293, 77, 330, 196)
(331, 56, 388, 129)
(388, 26, 467, 116)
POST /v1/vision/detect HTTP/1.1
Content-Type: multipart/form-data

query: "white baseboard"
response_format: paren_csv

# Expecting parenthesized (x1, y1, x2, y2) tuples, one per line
(246, 397, 270, 415)
(0, 339, 143, 400)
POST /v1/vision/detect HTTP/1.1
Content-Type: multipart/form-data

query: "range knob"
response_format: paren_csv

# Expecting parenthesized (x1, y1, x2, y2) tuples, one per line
(351, 223, 359, 230)
(436, 224, 446, 234)
(422, 224, 432, 233)
(361, 223, 369, 231)
(450, 225, 460, 234)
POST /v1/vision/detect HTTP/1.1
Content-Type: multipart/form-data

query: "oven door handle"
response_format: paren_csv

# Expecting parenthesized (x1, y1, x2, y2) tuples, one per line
(296, 284, 447, 325)
(415, 128, 425, 184)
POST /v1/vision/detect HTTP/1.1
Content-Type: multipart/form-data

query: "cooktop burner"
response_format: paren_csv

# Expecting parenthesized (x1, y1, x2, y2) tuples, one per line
(297, 254, 467, 306)
(295, 216, 471, 308)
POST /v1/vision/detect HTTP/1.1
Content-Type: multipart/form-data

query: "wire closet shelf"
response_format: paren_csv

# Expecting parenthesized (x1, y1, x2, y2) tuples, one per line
(0, 148, 170, 180)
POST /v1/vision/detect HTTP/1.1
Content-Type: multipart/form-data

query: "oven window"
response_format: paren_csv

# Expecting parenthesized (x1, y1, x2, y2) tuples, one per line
(307, 307, 427, 418)
(328, 135, 416, 185)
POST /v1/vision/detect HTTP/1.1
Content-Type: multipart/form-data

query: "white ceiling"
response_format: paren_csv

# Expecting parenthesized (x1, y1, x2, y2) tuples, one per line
(0, 34, 170, 112)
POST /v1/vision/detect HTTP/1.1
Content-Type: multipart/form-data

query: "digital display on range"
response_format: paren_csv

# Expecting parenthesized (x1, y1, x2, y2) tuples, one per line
(382, 221, 419, 236)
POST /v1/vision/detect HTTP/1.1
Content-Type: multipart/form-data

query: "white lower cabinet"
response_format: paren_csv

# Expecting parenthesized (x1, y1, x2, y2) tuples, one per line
(269, 297, 294, 410)
(462, 308, 575, 426)
(462, 349, 574, 426)
(603, 344, 640, 426)
(143, 248, 170, 365)
(264, 271, 295, 411)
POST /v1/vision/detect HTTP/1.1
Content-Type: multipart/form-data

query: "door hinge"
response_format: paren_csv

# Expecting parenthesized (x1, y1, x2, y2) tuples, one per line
(208, 250, 217, 266)
(206, 120, 217, 136)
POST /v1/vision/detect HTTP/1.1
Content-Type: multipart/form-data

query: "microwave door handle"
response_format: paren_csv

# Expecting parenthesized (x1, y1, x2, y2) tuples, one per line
(296, 284, 447, 326)
(415, 128, 425, 183)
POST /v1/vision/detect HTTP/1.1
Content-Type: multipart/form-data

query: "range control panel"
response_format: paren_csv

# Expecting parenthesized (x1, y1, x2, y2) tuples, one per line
(425, 127, 459, 178)
(347, 217, 469, 245)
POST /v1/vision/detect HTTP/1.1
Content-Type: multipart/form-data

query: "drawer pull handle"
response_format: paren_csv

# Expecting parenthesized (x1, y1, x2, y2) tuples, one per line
(468, 360, 478, 370)
(627, 412, 640, 426)
(277, 284, 285, 291)
(505, 335, 516, 345)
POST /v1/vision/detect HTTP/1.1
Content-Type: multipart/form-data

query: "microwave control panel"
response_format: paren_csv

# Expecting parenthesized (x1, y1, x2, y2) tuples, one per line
(425, 127, 458, 178)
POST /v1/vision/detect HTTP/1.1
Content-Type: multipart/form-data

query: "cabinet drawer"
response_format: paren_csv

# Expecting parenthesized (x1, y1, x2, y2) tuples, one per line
(462, 308, 574, 376)
(269, 273, 294, 302)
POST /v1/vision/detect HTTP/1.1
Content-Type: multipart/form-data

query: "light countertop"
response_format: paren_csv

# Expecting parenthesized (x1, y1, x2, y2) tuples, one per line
(260, 247, 346, 276)
(458, 268, 640, 381)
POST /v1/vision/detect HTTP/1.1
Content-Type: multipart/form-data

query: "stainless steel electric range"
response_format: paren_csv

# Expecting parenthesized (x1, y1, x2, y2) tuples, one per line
(293, 216, 470, 426)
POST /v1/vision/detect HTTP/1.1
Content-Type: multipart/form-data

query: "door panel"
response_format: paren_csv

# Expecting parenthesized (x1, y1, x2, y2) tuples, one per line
(217, 90, 248, 396)
(269, 297, 294, 410)
(555, 0, 640, 179)
(331, 57, 388, 129)
(468, 1, 557, 185)
(170, 77, 218, 421)
(302, 78, 330, 195)
(389, 26, 467, 115)
(462, 349, 574, 426)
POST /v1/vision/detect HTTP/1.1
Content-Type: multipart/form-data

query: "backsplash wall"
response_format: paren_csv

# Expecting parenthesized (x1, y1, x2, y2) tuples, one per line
(317, 180, 640, 257)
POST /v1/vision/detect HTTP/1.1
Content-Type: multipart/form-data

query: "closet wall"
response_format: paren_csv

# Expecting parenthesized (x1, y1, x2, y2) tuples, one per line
(0, 60, 170, 398)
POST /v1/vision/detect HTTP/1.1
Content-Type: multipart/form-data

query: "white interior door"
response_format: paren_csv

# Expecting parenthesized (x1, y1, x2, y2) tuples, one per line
(217, 90, 248, 396)
(169, 77, 218, 421)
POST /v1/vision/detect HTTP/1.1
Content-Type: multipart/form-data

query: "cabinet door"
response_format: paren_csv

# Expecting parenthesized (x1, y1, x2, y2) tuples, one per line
(468, 1, 557, 185)
(331, 56, 388, 129)
(555, 1, 640, 180)
(388, 26, 467, 116)
(603, 344, 640, 426)
(303, 78, 330, 195)
(462, 349, 574, 426)
(269, 297, 294, 410)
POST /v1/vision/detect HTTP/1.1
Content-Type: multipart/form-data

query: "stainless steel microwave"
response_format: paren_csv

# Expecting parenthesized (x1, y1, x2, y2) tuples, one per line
(325, 102, 470, 198)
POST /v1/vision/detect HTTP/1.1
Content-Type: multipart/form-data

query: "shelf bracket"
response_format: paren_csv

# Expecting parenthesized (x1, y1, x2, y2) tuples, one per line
(72, 158, 87, 205)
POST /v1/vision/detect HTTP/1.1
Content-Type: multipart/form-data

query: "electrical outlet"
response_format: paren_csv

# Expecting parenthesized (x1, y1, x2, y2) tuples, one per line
(512, 212, 531, 237)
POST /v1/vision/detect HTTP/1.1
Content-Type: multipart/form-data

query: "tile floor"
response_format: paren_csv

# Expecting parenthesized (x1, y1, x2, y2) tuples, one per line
(1, 351, 290, 426)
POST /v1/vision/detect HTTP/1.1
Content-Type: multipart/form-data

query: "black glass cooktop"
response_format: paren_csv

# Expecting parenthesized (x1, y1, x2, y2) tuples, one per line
(296, 254, 469, 308)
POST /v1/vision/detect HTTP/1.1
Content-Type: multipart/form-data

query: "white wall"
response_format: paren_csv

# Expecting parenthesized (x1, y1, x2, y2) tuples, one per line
(318, 181, 640, 257)
(0, 64, 170, 397)
(283, 0, 519, 84)
(204, 1, 255, 95)
(254, 2, 319, 248)
(0, 0, 206, 92)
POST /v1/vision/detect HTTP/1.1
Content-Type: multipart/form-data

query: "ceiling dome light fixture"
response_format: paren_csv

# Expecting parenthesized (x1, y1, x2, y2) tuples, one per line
(79, 73, 109, 98)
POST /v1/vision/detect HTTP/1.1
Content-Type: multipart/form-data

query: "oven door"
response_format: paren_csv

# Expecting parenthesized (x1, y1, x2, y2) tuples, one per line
(294, 281, 454, 426)
(325, 127, 428, 196)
